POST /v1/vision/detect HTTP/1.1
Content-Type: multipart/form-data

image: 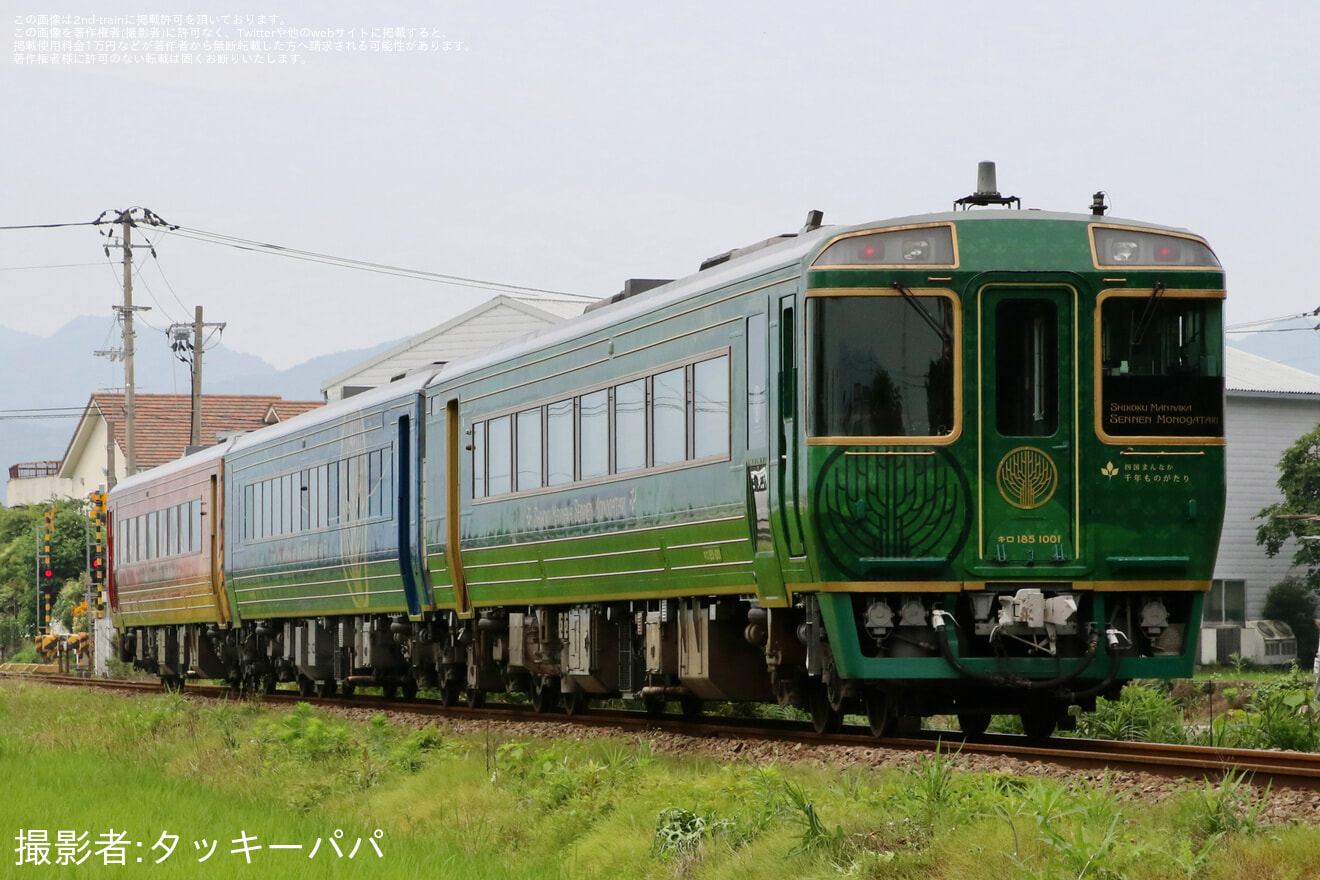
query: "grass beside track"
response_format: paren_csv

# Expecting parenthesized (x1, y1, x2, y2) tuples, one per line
(2, 680, 1319, 879)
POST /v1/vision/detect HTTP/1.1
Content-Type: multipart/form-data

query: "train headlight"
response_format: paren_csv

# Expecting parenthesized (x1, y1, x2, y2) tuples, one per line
(902, 238, 931, 261)
(863, 600, 895, 640)
(1110, 240, 1139, 263)
(1139, 600, 1170, 638)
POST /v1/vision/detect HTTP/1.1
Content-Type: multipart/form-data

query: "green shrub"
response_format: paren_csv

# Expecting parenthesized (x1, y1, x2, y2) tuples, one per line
(1263, 576, 1319, 666)
(1075, 684, 1186, 743)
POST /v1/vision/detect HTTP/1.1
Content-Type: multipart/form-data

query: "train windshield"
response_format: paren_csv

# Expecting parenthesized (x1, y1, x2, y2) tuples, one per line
(808, 292, 956, 439)
(1098, 294, 1224, 439)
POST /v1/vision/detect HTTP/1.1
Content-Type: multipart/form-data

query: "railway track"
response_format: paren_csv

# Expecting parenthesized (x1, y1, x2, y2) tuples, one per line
(10, 672, 1319, 793)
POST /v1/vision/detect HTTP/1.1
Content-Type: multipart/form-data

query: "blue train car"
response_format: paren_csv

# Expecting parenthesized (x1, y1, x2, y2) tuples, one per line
(219, 372, 434, 695)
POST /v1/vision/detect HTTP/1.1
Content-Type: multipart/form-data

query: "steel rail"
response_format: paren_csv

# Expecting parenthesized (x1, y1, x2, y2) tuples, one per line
(9, 673, 1318, 791)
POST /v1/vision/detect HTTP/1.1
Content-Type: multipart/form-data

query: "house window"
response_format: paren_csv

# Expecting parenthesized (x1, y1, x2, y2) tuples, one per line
(1206, 579, 1246, 625)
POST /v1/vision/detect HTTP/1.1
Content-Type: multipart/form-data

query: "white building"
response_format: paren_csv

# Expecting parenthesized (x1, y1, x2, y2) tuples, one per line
(320, 294, 588, 402)
(1212, 347, 1320, 627)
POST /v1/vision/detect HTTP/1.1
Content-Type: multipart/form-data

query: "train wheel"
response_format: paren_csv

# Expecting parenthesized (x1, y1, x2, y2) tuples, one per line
(865, 691, 896, 738)
(563, 689, 589, 716)
(401, 680, 419, 701)
(439, 679, 461, 707)
(958, 712, 992, 737)
(297, 675, 315, 698)
(680, 694, 703, 721)
(1020, 711, 1057, 741)
(341, 682, 356, 698)
(809, 685, 842, 735)
(382, 683, 398, 700)
(162, 675, 184, 693)
(643, 693, 666, 719)
(531, 677, 559, 713)
(316, 680, 337, 698)
(467, 688, 487, 709)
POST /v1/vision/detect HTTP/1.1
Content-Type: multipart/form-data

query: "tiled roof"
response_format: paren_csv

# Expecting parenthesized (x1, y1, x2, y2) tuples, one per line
(82, 394, 323, 469)
(1226, 347, 1320, 396)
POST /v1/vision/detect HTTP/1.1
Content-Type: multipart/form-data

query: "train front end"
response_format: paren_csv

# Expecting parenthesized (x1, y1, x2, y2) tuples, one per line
(796, 199, 1225, 735)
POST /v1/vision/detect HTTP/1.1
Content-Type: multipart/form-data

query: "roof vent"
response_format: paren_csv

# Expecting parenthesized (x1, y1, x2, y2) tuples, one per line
(954, 161, 1020, 210)
(584, 278, 674, 313)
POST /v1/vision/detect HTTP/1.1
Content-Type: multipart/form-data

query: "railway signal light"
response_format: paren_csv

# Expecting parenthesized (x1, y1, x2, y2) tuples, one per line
(88, 492, 107, 590)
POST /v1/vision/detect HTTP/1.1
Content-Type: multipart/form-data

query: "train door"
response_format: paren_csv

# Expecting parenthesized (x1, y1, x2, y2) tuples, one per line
(394, 412, 425, 618)
(208, 473, 231, 622)
(978, 284, 1077, 564)
(748, 309, 789, 606)
(444, 399, 473, 618)
(775, 293, 807, 558)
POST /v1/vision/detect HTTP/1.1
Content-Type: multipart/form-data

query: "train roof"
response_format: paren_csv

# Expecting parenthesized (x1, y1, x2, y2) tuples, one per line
(226, 368, 439, 457)
(107, 437, 232, 500)
(425, 208, 1200, 394)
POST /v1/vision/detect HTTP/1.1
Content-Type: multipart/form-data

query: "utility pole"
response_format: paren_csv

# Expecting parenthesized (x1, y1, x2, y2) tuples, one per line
(190, 306, 204, 446)
(98, 208, 174, 479)
(169, 306, 226, 450)
(120, 212, 137, 475)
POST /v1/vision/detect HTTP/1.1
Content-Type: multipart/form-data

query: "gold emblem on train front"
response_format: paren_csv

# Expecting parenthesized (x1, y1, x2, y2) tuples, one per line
(996, 447, 1058, 509)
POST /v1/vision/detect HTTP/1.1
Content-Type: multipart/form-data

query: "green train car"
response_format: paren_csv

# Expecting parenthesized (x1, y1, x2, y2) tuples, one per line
(413, 166, 1225, 736)
(108, 166, 1224, 738)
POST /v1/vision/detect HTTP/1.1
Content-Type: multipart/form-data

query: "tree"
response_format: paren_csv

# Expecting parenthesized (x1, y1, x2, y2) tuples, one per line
(1263, 576, 1319, 667)
(0, 500, 90, 652)
(1256, 423, 1320, 592)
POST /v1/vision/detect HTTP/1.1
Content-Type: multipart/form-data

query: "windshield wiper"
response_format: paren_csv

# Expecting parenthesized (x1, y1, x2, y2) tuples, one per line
(1132, 281, 1167, 347)
(891, 281, 951, 345)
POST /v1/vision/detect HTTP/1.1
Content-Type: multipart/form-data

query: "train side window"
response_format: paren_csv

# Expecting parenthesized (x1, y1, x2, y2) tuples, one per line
(327, 463, 339, 525)
(653, 366, 687, 466)
(694, 355, 731, 459)
(345, 457, 359, 521)
(546, 400, 575, 485)
(471, 421, 486, 499)
(311, 465, 324, 530)
(747, 314, 768, 450)
(284, 472, 297, 534)
(517, 408, 543, 491)
(995, 299, 1059, 437)
(301, 470, 311, 532)
(615, 379, 646, 472)
(488, 415, 512, 496)
(580, 389, 609, 479)
(192, 500, 203, 552)
(368, 450, 383, 517)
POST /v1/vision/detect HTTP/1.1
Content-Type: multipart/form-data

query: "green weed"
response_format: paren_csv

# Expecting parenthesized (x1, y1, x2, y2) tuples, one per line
(1192, 768, 1270, 837)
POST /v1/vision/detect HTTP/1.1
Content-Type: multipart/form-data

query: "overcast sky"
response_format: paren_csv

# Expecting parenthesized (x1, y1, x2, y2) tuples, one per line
(3, 1, 1316, 370)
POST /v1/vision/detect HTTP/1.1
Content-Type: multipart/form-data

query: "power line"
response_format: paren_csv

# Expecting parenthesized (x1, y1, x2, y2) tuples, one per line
(0, 262, 103, 271)
(0, 221, 98, 230)
(0, 406, 87, 413)
(163, 224, 596, 300)
(0, 413, 83, 421)
(1227, 309, 1320, 332)
(13, 209, 598, 303)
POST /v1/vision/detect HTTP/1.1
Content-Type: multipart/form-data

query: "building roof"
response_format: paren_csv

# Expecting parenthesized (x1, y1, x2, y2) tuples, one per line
(320, 293, 589, 395)
(58, 393, 324, 477)
(1226, 347, 1320, 397)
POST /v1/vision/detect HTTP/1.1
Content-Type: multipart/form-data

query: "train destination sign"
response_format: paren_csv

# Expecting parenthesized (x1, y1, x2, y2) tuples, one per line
(1102, 375, 1224, 438)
